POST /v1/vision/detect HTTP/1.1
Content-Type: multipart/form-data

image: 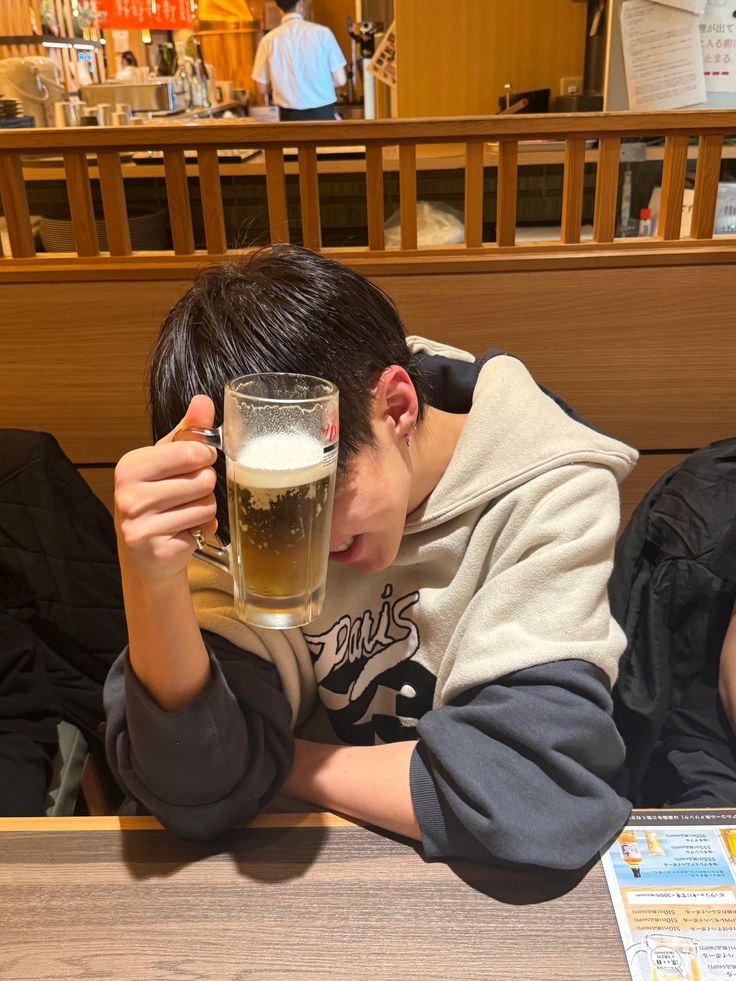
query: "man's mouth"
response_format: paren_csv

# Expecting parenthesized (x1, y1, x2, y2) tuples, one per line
(330, 535, 363, 564)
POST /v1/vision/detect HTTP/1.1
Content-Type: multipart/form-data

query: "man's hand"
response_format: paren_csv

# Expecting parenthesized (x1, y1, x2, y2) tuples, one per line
(115, 395, 218, 583)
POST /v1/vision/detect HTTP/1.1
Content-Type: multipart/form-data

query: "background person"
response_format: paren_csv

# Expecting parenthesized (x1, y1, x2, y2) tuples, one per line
(116, 51, 139, 81)
(252, 0, 347, 121)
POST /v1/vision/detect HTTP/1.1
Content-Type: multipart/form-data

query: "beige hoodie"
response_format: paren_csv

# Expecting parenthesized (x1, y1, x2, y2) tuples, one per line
(189, 338, 638, 739)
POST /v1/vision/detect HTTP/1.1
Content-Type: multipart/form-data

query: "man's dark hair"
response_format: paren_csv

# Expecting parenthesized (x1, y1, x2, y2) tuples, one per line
(148, 245, 427, 540)
(275, 0, 300, 12)
(121, 50, 137, 66)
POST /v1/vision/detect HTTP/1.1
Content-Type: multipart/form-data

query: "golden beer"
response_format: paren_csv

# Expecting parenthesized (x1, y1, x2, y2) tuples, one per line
(226, 433, 336, 628)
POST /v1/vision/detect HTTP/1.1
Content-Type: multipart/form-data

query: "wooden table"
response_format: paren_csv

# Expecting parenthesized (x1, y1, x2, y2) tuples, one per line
(0, 813, 630, 980)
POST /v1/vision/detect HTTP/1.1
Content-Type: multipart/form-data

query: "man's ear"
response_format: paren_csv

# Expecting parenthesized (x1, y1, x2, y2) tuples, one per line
(373, 366, 419, 442)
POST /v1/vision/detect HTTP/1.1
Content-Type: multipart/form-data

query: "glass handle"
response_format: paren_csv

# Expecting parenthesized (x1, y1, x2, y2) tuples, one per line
(192, 539, 230, 574)
(173, 425, 229, 573)
(173, 424, 223, 450)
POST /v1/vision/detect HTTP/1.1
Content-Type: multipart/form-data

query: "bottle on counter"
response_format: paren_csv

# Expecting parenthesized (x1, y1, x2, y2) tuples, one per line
(638, 207, 654, 237)
(616, 164, 638, 237)
(175, 57, 193, 110)
(618, 830, 643, 878)
(191, 38, 211, 109)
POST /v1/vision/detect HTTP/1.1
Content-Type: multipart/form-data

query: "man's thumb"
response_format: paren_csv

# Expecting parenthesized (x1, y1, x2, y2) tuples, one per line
(159, 394, 216, 445)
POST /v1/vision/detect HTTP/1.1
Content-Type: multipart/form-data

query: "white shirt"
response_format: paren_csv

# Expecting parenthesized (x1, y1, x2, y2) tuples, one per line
(252, 13, 346, 110)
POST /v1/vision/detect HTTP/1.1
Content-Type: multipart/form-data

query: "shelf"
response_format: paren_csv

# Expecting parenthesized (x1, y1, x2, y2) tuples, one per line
(0, 35, 102, 49)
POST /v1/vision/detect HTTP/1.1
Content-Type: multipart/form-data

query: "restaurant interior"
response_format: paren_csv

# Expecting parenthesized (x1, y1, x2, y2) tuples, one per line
(1, 1, 736, 978)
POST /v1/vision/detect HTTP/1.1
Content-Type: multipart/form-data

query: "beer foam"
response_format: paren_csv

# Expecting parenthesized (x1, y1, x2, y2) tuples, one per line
(231, 434, 327, 488)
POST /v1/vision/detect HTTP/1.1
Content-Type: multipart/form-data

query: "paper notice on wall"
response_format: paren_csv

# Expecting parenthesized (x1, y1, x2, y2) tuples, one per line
(621, 0, 706, 110)
(699, 0, 736, 92)
(650, 0, 707, 14)
(111, 30, 130, 53)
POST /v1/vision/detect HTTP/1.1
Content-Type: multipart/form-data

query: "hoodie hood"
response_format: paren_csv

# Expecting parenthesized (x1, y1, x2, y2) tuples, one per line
(406, 336, 638, 534)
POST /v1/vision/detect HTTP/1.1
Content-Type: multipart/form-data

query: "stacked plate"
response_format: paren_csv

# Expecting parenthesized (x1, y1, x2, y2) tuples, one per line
(0, 95, 22, 119)
(40, 210, 169, 253)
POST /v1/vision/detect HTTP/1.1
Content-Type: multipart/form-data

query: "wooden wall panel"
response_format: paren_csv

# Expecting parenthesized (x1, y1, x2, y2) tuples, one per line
(394, 0, 586, 118)
(0, 281, 191, 463)
(1, 264, 731, 493)
(371, 264, 736, 451)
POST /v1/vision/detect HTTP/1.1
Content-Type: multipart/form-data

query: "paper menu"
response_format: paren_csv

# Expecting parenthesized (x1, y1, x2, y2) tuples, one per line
(621, 0, 707, 110)
(602, 810, 736, 981)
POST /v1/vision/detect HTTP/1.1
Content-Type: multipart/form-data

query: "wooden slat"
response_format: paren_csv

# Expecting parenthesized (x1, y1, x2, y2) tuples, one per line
(197, 148, 227, 255)
(63, 152, 99, 257)
(658, 134, 690, 241)
(464, 141, 484, 248)
(264, 146, 290, 244)
(298, 146, 321, 251)
(97, 151, 132, 257)
(561, 138, 586, 244)
(366, 144, 385, 251)
(691, 134, 723, 240)
(163, 149, 195, 255)
(593, 137, 621, 244)
(496, 140, 518, 247)
(399, 144, 417, 250)
(0, 154, 35, 257)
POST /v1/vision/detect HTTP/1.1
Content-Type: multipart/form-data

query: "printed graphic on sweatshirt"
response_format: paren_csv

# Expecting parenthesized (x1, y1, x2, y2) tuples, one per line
(304, 584, 435, 745)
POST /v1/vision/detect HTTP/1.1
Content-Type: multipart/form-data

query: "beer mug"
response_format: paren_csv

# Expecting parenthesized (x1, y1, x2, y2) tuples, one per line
(176, 373, 339, 629)
(630, 934, 702, 981)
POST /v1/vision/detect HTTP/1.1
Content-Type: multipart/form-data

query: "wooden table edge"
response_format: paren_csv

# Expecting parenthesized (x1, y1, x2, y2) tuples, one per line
(1, 806, 728, 835)
(0, 812, 361, 832)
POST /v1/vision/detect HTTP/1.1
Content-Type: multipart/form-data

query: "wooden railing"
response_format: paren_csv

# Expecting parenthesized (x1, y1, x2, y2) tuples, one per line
(1, 111, 736, 262)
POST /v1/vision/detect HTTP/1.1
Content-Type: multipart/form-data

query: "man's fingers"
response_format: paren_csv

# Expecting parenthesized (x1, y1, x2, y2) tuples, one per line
(119, 496, 218, 546)
(116, 466, 217, 520)
(116, 441, 217, 488)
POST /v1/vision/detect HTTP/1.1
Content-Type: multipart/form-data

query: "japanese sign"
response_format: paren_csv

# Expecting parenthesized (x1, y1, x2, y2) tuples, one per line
(95, 0, 193, 30)
(699, 0, 736, 92)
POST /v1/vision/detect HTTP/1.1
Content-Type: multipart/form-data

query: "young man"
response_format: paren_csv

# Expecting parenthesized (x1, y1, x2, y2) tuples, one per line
(106, 245, 638, 867)
(252, 0, 347, 121)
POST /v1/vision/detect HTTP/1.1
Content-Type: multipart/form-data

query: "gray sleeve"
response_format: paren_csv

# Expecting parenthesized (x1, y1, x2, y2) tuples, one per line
(410, 659, 631, 868)
(104, 631, 293, 840)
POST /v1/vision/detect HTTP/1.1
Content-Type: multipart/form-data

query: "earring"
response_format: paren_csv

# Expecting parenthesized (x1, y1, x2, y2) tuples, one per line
(405, 436, 411, 448)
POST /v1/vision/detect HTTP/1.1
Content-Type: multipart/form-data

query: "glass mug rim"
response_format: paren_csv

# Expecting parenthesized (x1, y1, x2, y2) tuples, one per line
(226, 372, 338, 407)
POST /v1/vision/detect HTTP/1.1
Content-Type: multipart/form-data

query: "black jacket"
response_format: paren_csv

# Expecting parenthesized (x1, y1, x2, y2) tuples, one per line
(0, 429, 127, 814)
(610, 437, 736, 807)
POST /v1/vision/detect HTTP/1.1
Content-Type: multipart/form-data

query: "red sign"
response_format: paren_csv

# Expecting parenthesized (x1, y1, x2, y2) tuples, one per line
(95, 0, 193, 30)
